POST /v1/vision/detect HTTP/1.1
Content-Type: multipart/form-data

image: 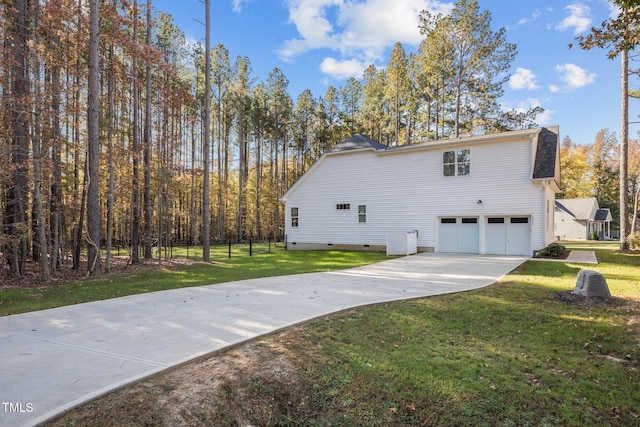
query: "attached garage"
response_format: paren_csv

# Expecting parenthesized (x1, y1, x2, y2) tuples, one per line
(438, 217, 479, 253)
(438, 215, 532, 256)
(484, 216, 531, 256)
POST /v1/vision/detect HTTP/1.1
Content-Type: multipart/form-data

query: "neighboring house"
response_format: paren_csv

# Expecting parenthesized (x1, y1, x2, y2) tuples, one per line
(554, 198, 612, 240)
(281, 127, 561, 256)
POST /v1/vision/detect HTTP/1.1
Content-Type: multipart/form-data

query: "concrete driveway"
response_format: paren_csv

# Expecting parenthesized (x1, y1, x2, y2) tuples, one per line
(0, 253, 527, 427)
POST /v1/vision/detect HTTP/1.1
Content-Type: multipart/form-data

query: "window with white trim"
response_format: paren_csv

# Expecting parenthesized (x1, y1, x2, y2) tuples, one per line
(336, 203, 351, 210)
(443, 149, 470, 176)
(291, 207, 299, 227)
(358, 205, 366, 223)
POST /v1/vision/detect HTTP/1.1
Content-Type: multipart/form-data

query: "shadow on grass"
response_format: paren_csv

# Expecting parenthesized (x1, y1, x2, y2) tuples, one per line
(293, 260, 640, 426)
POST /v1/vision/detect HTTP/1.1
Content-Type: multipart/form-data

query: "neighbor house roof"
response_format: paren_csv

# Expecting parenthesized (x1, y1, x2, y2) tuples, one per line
(594, 208, 612, 222)
(555, 198, 599, 220)
(327, 134, 386, 153)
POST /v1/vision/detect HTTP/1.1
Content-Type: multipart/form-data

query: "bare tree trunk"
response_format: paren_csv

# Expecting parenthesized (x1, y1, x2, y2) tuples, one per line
(49, 0, 63, 272)
(620, 48, 629, 250)
(131, 0, 141, 264)
(3, 0, 31, 278)
(87, 0, 102, 276)
(202, 0, 211, 261)
(143, 0, 153, 260)
(255, 136, 262, 239)
(190, 115, 196, 245)
(74, 157, 88, 270)
(632, 188, 639, 236)
(32, 3, 50, 282)
(106, 45, 115, 273)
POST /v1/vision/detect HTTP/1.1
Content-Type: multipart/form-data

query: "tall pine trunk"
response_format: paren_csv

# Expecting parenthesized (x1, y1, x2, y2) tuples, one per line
(3, 0, 30, 278)
(32, 3, 51, 282)
(131, 0, 141, 264)
(87, 0, 102, 276)
(202, 0, 211, 261)
(144, 0, 153, 259)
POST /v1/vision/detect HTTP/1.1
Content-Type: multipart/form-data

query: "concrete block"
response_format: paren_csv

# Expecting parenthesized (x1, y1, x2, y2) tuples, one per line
(573, 269, 611, 298)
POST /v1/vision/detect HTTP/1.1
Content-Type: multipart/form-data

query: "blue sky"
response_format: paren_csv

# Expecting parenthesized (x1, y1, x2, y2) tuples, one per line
(151, 0, 631, 145)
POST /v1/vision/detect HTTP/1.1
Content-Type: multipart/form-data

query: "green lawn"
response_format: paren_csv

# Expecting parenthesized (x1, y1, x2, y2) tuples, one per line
(278, 241, 640, 426)
(0, 249, 390, 316)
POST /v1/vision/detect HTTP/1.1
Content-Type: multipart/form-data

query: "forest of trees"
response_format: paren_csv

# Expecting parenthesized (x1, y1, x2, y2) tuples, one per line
(0, 0, 634, 281)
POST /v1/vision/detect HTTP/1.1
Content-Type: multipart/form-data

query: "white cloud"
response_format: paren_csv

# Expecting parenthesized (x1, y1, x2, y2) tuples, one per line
(555, 63, 596, 88)
(232, 0, 250, 13)
(509, 68, 539, 90)
(320, 57, 367, 79)
(557, 3, 592, 34)
(517, 11, 540, 26)
(278, 0, 452, 77)
(502, 98, 554, 125)
(549, 84, 560, 93)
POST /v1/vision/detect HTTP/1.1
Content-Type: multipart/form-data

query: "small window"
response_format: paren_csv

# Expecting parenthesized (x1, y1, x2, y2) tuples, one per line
(461, 218, 477, 224)
(511, 217, 529, 224)
(336, 203, 351, 210)
(441, 218, 457, 224)
(488, 217, 504, 224)
(443, 149, 470, 176)
(358, 205, 366, 223)
(291, 207, 299, 227)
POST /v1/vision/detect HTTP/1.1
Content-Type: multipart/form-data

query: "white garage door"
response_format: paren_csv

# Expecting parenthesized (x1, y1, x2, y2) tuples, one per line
(484, 217, 531, 256)
(438, 217, 479, 253)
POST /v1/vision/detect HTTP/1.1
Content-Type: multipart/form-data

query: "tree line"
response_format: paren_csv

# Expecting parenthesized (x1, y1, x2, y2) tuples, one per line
(560, 129, 640, 235)
(1, 0, 545, 280)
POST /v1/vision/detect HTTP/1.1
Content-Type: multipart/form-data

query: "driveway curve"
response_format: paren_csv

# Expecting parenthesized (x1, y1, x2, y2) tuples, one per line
(0, 253, 527, 427)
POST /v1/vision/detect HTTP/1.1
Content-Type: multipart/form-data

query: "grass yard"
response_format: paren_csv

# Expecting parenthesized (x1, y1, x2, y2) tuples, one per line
(0, 249, 390, 316)
(46, 242, 640, 427)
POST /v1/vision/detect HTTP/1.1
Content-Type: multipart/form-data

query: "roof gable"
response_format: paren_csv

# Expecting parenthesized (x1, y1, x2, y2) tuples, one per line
(595, 209, 612, 222)
(555, 198, 599, 220)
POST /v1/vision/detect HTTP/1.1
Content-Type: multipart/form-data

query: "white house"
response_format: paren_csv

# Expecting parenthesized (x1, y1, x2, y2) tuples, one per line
(555, 198, 612, 240)
(281, 127, 561, 256)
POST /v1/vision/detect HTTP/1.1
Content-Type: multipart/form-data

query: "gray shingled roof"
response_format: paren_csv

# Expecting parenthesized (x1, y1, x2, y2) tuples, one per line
(327, 134, 386, 153)
(595, 209, 611, 222)
(556, 198, 598, 220)
(533, 127, 558, 179)
(555, 200, 574, 217)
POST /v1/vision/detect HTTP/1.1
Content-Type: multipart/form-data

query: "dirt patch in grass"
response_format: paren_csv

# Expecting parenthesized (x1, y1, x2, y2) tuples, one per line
(46, 332, 319, 427)
(552, 290, 632, 307)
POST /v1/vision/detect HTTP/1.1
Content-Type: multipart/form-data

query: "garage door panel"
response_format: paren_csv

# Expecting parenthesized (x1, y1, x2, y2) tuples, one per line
(485, 217, 507, 255)
(438, 218, 458, 253)
(438, 217, 479, 254)
(459, 218, 479, 253)
(484, 216, 531, 256)
(507, 217, 531, 256)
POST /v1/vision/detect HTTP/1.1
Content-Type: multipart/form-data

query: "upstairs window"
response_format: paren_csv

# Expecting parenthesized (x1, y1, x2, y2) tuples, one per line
(443, 149, 471, 176)
(336, 203, 351, 210)
(291, 207, 299, 227)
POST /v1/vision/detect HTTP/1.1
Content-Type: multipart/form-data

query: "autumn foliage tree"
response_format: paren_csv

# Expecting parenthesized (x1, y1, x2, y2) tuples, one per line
(1, 0, 551, 282)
